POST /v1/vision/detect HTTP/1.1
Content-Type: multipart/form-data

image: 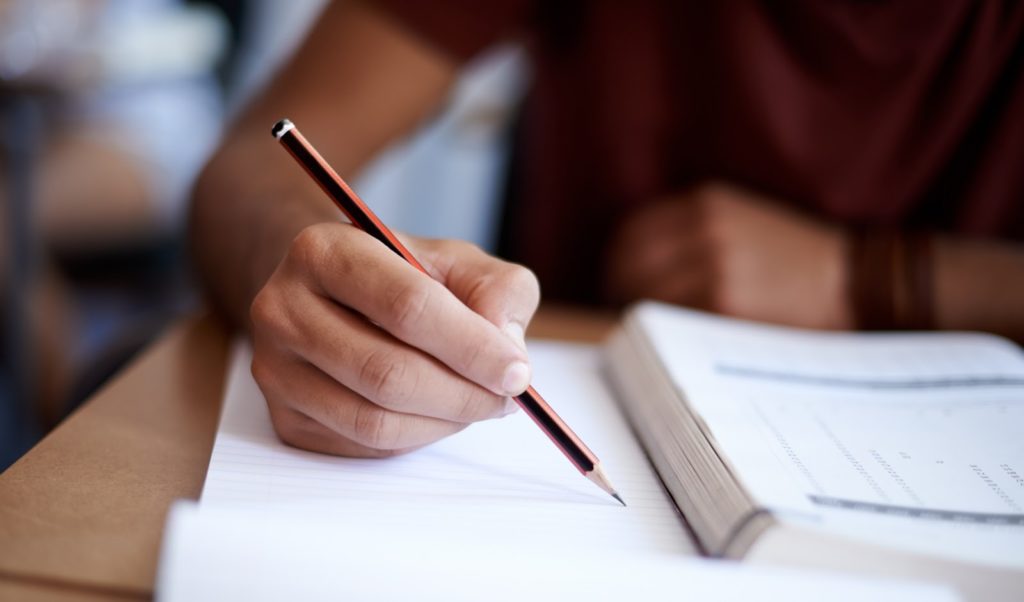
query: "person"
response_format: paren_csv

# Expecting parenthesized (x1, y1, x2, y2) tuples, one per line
(190, 1, 1024, 459)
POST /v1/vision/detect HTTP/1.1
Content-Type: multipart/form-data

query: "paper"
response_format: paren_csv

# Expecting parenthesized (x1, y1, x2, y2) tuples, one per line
(159, 335, 957, 602)
(635, 304, 1024, 568)
(201, 339, 694, 555)
(157, 500, 959, 602)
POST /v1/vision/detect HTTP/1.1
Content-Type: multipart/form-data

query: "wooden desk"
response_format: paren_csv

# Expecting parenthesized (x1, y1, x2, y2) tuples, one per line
(0, 306, 616, 600)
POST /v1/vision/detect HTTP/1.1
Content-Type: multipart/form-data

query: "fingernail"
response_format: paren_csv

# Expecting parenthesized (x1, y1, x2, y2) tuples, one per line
(503, 321, 527, 351)
(502, 397, 520, 416)
(501, 361, 530, 396)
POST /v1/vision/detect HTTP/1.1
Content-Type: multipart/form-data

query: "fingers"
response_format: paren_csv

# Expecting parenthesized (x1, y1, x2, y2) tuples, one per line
(255, 344, 475, 454)
(291, 224, 532, 397)
(266, 403, 412, 458)
(410, 237, 540, 349)
(262, 352, 473, 450)
(274, 291, 515, 423)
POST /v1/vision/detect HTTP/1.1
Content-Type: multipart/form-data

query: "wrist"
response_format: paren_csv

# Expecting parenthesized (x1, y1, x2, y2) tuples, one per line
(249, 193, 334, 285)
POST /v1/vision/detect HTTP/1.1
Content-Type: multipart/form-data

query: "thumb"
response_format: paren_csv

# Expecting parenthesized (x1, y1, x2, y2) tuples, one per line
(408, 237, 540, 351)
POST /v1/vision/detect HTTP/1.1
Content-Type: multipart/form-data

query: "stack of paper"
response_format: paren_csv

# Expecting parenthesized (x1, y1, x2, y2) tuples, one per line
(156, 339, 959, 601)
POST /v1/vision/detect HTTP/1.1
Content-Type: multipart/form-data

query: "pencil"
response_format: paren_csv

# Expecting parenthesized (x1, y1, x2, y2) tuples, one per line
(272, 118, 624, 506)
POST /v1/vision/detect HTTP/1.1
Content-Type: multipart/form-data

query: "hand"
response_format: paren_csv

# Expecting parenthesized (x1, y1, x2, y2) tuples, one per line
(606, 181, 852, 329)
(250, 223, 540, 457)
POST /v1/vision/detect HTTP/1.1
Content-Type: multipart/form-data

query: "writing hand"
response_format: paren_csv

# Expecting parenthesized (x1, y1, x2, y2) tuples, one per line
(250, 223, 539, 457)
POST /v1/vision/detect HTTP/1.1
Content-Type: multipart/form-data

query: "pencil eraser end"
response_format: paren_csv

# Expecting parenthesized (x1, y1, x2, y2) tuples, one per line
(272, 119, 294, 139)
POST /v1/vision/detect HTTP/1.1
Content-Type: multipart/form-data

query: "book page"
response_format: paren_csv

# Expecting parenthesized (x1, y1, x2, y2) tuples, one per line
(634, 303, 1024, 568)
(201, 339, 693, 555)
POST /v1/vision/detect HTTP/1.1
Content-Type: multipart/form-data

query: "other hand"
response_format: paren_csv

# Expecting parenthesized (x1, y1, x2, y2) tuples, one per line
(606, 181, 852, 329)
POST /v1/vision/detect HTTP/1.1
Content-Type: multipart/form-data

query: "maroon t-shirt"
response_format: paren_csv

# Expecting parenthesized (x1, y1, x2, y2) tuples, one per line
(373, 0, 1024, 303)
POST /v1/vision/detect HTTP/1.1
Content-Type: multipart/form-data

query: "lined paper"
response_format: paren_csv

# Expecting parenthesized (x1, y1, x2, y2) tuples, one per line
(202, 339, 695, 554)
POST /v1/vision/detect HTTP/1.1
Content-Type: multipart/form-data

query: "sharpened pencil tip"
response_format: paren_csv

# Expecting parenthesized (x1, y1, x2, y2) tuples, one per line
(586, 464, 626, 506)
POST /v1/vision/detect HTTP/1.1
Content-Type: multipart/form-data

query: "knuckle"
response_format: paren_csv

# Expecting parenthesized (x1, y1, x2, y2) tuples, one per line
(461, 270, 497, 308)
(506, 264, 541, 308)
(249, 354, 277, 390)
(249, 289, 301, 346)
(249, 289, 280, 329)
(290, 224, 334, 267)
(357, 349, 414, 409)
(386, 281, 433, 336)
(463, 262, 541, 320)
(504, 263, 540, 294)
(273, 421, 303, 449)
(267, 405, 306, 449)
(352, 403, 398, 449)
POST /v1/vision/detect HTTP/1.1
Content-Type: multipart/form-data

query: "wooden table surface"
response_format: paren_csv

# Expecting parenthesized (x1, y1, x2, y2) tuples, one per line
(0, 306, 617, 600)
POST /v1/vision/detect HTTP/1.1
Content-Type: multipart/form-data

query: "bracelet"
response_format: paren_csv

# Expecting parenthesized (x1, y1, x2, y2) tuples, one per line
(848, 229, 934, 330)
(904, 232, 935, 330)
(849, 229, 895, 330)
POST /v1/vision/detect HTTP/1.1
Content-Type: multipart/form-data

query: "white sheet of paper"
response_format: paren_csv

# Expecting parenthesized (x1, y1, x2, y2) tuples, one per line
(634, 303, 1024, 568)
(201, 340, 693, 555)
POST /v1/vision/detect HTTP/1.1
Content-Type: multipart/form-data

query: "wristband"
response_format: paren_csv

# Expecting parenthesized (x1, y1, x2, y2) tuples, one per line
(848, 229, 934, 330)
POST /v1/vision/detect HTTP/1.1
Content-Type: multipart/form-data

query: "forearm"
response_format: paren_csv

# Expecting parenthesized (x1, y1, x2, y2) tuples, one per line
(189, 134, 335, 326)
(188, 0, 456, 328)
(934, 235, 1024, 342)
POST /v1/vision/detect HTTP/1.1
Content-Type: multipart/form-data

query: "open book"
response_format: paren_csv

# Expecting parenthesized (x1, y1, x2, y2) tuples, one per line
(606, 303, 1024, 597)
(158, 303, 1023, 601)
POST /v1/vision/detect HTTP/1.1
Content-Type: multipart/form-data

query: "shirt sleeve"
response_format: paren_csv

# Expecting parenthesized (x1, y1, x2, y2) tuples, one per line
(368, 0, 535, 62)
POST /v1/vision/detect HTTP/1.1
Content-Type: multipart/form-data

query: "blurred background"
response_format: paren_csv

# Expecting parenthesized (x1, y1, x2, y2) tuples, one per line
(0, 0, 527, 470)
